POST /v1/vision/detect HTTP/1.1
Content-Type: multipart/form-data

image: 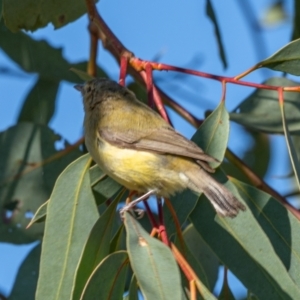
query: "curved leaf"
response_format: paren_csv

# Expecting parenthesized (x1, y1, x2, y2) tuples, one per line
(280, 101, 300, 191)
(259, 38, 300, 75)
(26, 200, 48, 228)
(164, 101, 230, 236)
(231, 77, 300, 134)
(80, 251, 129, 300)
(206, 0, 227, 69)
(124, 213, 182, 300)
(36, 154, 99, 300)
(0, 123, 81, 244)
(8, 243, 41, 300)
(182, 224, 219, 292)
(2, 0, 98, 32)
(72, 194, 123, 300)
(17, 77, 59, 125)
(190, 175, 300, 299)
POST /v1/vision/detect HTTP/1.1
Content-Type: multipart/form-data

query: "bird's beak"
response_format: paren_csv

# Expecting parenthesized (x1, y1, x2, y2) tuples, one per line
(74, 84, 84, 93)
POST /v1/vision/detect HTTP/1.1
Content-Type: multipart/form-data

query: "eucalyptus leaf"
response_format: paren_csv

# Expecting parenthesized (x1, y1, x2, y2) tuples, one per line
(36, 154, 99, 300)
(259, 38, 300, 75)
(8, 243, 41, 300)
(17, 77, 59, 125)
(0, 123, 81, 244)
(124, 213, 183, 300)
(231, 77, 300, 134)
(72, 195, 122, 300)
(206, 0, 227, 69)
(2, 0, 98, 32)
(80, 251, 129, 300)
(190, 176, 300, 299)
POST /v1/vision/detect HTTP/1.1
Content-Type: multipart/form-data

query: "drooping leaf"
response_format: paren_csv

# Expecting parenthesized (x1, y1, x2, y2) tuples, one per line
(0, 123, 81, 244)
(182, 224, 219, 292)
(8, 243, 41, 300)
(292, 0, 300, 40)
(231, 179, 300, 287)
(36, 154, 99, 300)
(259, 38, 300, 75)
(164, 101, 230, 236)
(72, 194, 123, 300)
(279, 100, 300, 191)
(193, 101, 229, 167)
(205, 0, 227, 69)
(89, 164, 122, 205)
(124, 212, 183, 300)
(80, 251, 129, 300)
(230, 77, 300, 134)
(190, 176, 300, 299)
(2, 0, 98, 32)
(17, 77, 59, 125)
(26, 200, 48, 228)
(0, 24, 107, 81)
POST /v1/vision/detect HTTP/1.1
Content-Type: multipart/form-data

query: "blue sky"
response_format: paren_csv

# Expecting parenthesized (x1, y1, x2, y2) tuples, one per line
(0, 0, 296, 298)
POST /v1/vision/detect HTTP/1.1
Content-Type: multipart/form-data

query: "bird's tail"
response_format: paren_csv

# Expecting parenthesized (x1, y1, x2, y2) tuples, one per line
(186, 167, 246, 218)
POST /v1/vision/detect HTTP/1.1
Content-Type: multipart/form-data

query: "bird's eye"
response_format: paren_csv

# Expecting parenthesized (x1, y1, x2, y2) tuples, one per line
(86, 87, 91, 93)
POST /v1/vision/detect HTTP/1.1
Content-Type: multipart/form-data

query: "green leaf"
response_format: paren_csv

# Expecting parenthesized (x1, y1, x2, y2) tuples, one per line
(259, 38, 300, 75)
(80, 251, 129, 300)
(26, 200, 48, 228)
(126, 275, 139, 300)
(124, 213, 182, 300)
(2, 0, 98, 32)
(223, 131, 270, 184)
(8, 243, 41, 300)
(230, 77, 300, 134)
(0, 123, 81, 244)
(182, 224, 219, 292)
(89, 165, 123, 205)
(190, 177, 300, 299)
(36, 154, 99, 300)
(164, 101, 230, 236)
(233, 179, 300, 287)
(280, 100, 300, 191)
(205, 0, 227, 69)
(193, 101, 229, 167)
(72, 194, 122, 300)
(292, 0, 300, 40)
(0, 25, 107, 81)
(17, 77, 59, 125)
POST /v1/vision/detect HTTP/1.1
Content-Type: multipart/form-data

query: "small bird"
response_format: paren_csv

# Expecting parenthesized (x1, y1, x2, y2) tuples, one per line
(75, 78, 246, 217)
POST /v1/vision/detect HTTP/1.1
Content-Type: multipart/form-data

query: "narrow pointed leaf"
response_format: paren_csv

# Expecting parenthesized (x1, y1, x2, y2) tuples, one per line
(190, 175, 300, 299)
(124, 213, 182, 300)
(259, 38, 300, 75)
(230, 77, 300, 133)
(17, 77, 59, 125)
(80, 251, 129, 300)
(72, 194, 122, 300)
(182, 225, 219, 291)
(26, 200, 48, 228)
(0, 123, 81, 244)
(2, 0, 98, 32)
(164, 101, 230, 236)
(206, 0, 227, 69)
(36, 154, 99, 300)
(280, 101, 300, 191)
(8, 243, 41, 300)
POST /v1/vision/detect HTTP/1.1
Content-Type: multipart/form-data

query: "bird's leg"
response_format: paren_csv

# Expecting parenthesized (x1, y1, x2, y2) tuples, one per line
(119, 190, 156, 217)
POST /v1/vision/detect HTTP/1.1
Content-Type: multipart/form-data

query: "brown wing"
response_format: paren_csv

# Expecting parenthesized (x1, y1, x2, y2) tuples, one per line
(99, 127, 217, 173)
